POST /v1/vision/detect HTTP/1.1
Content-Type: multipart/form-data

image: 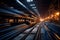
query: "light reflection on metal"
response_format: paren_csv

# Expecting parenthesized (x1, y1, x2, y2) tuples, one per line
(0, 9, 20, 17)
(6, 7, 25, 14)
(33, 9, 40, 17)
(16, 0, 36, 16)
(16, 0, 27, 8)
(54, 33, 60, 40)
(1, 7, 25, 15)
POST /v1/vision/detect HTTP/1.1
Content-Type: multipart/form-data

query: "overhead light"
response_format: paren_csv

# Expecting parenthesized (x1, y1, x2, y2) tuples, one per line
(27, 0, 33, 2)
(31, 0, 33, 2)
(30, 4, 35, 6)
(32, 7, 36, 9)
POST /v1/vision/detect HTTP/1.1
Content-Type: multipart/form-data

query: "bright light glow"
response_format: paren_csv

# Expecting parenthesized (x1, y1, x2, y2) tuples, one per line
(56, 12, 59, 16)
(40, 18, 44, 22)
(27, 0, 33, 2)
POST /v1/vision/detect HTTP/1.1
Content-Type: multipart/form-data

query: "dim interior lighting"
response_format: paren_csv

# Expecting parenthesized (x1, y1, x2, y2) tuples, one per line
(9, 19, 14, 23)
(27, 0, 33, 2)
(10, 7, 14, 8)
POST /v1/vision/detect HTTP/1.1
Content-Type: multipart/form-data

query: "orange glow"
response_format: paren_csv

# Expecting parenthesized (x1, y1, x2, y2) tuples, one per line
(51, 15, 54, 18)
(40, 18, 44, 22)
(56, 12, 59, 16)
(47, 17, 50, 19)
(9, 19, 14, 23)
